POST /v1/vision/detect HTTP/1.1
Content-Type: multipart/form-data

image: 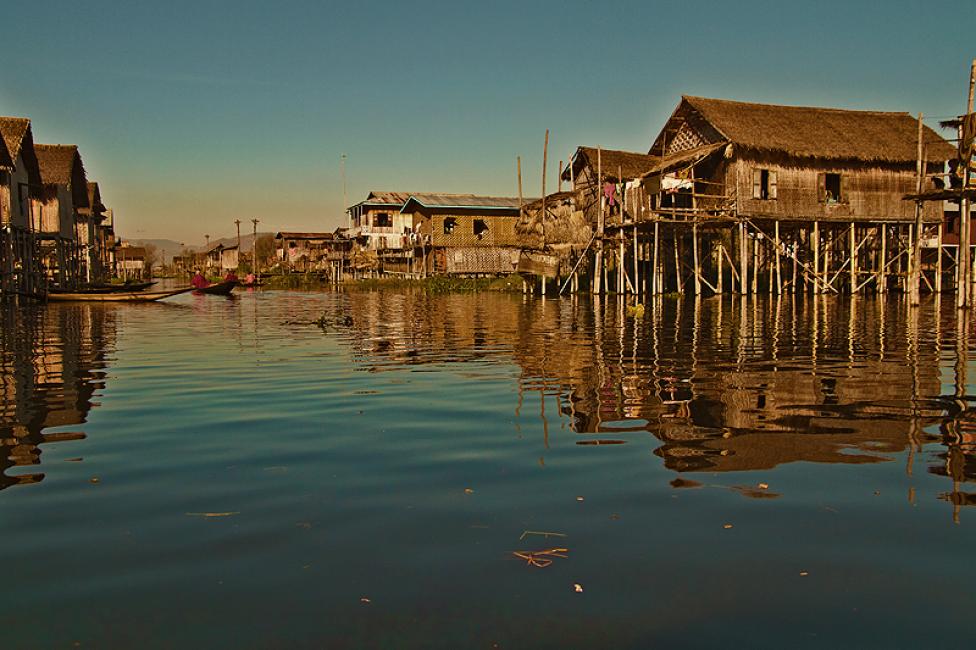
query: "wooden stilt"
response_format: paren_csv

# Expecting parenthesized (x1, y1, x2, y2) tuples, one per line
(936, 219, 944, 293)
(673, 229, 683, 294)
(850, 223, 857, 295)
(738, 221, 748, 296)
(692, 223, 701, 295)
(633, 225, 639, 297)
(593, 147, 604, 294)
(717, 243, 724, 294)
(652, 221, 660, 295)
(774, 220, 782, 295)
(813, 221, 821, 294)
(751, 236, 758, 294)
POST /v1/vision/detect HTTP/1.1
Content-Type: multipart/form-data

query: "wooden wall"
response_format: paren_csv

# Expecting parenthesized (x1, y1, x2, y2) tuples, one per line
(730, 154, 942, 223)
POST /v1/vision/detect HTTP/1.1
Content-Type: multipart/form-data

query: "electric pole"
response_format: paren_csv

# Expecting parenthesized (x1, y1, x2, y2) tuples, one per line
(252, 218, 260, 276)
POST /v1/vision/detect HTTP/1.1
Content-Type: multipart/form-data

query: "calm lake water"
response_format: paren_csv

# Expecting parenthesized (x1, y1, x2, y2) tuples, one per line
(1, 289, 975, 648)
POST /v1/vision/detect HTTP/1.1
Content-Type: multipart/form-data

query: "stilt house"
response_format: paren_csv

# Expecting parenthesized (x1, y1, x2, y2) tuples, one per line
(32, 145, 89, 287)
(0, 117, 42, 295)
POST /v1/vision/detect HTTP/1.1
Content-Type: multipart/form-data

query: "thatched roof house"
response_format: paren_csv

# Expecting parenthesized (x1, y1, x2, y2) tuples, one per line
(562, 147, 662, 184)
(32, 144, 89, 237)
(644, 96, 957, 223)
(0, 117, 41, 229)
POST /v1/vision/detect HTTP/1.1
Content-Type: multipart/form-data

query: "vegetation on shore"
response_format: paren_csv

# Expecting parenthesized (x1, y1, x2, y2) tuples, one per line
(262, 273, 524, 293)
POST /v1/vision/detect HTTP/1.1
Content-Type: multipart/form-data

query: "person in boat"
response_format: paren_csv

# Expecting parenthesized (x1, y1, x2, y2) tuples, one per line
(224, 270, 239, 283)
(191, 271, 210, 289)
(244, 272, 256, 286)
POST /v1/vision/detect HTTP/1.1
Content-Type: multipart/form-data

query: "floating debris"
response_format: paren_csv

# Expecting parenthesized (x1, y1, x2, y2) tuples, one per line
(519, 530, 567, 541)
(574, 583, 584, 593)
(758, 482, 769, 490)
(185, 512, 240, 518)
(723, 523, 733, 529)
(360, 597, 371, 604)
(576, 439, 627, 446)
(464, 488, 474, 494)
(730, 485, 781, 499)
(799, 571, 809, 577)
(89, 477, 100, 484)
(576, 496, 585, 502)
(512, 547, 569, 568)
(670, 478, 703, 489)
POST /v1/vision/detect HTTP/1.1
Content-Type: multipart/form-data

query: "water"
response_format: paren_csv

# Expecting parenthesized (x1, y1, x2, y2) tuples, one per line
(1, 289, 974, 648)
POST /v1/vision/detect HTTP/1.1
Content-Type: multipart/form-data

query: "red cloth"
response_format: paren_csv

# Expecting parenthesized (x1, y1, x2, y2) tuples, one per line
(224, 272, 239, 283)
(191, 273, 210, 289)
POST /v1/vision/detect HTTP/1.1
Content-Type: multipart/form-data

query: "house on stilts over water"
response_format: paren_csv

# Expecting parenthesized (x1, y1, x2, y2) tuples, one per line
(0, 117, 42, 297)
(529, 96, 958, 296)
(32, 144, 90, 289)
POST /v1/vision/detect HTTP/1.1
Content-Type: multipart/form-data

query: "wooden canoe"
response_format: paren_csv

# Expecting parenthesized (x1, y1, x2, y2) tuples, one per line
(46, 287, 195, 302)
(193, 280, 237, 295)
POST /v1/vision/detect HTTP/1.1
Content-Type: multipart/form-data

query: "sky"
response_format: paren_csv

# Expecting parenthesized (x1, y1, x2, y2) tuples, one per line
(1, 0, 971, 244)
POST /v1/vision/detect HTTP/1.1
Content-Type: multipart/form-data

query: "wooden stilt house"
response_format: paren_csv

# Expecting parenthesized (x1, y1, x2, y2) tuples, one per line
(32, 145, 89, 288)
(0, 117, 42, 296)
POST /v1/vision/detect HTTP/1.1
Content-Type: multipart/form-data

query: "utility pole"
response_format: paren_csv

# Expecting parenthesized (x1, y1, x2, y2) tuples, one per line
(341, 154, 349, 230)
(252, 218, 260, 276)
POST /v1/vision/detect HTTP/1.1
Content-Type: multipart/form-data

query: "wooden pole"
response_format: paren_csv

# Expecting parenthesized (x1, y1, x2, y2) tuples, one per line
(652, 220, 659, 294)
(958, 60, 975, 308)
(541, 130, 548, 297)
(673, 229, 683, 294)
(692, 222, 701, 294)
(558, 160, 563, 193)
(594, 147, 604, 294)
(878, 225, 887, 293)
(738, 221, 748, 295)
(717, 242, 724, 294)
(633, 224, 639, 298)
(910, 113, 925, 306)
(752, 236, 759, 294)
(774, 220, 782, 295)
(813, 221, 820, 294)
(850, 223, 857, 295)
(936, 217, 944, 293)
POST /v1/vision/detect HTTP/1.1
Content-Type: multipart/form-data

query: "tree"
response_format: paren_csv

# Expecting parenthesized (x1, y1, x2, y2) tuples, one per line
(255, 234, 275, 264)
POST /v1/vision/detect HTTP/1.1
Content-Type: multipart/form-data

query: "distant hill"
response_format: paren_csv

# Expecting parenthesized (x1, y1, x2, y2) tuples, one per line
(127, 233, 275, 255)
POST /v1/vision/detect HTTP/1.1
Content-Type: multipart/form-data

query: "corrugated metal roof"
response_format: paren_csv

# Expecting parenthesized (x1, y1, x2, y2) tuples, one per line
(275, 231, 336, 240)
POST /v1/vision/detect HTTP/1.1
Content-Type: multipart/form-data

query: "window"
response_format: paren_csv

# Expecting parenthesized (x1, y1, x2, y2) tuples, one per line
(373, 212, 392, 228)
(443, 217, 456, 234)
(752, 168, 777, 200)
(473, 219, 488, 237)
(818, 172, 843, 203)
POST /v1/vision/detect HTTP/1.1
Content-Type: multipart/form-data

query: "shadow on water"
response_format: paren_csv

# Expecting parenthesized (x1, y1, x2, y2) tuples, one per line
(0, 302, 116, 489)
(325, 291, 976, 519)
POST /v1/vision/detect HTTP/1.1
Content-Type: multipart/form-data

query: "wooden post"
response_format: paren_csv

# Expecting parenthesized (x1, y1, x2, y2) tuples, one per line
(633, 224, 639, 297)
(692, 223, 701, 294)
(558, 160, 563, 193)
(738, 221, 748, 295)
(717, 243, 724, 294)
(850, 223, 857, 295)
(541, 130, 548, 251)
(673, 230, 683, 294)
(910, 113, 925, 306)
(619, 231, 626, 294)
(752, 237, 759, 294)
(774, 220, 782, 295)
(813, 221, 820, 294)
(958, 60, 975, 308)
(652, 221, 660, 294)
(593, 147, 604, 294)
(936, 217, 944, 293)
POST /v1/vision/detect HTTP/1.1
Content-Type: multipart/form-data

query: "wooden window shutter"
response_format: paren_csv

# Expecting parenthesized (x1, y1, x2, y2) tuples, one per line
(817, 173, 826, 203)
(752, 168, 762, 199)
(769, 171, 778, 200)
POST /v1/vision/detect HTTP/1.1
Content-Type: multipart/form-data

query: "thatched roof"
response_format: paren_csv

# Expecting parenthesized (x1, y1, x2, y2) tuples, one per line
(87, 182, 105, 213)
(652, 96, 956, 163)
(515, 191, 592, 251)
(34, 145, 91, 210)
(563, 147, 662, 183)
(0, 117, 41, 185)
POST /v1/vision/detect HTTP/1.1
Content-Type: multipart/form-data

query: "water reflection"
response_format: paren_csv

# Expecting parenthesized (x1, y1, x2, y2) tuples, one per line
(0, 303, 115, 489)
(334, 291, 976, 517)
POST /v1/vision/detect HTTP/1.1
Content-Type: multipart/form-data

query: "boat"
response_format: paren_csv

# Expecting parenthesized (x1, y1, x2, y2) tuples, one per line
(193, 280, 237, 296)
(46, 287, 195, 302)
(49, 281, 158, 294)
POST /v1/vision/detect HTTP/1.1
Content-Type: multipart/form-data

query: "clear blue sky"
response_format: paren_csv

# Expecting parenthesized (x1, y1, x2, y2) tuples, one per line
(1, 0, 971, 243)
